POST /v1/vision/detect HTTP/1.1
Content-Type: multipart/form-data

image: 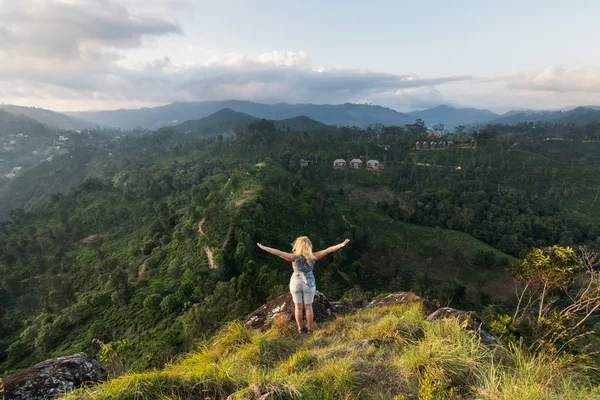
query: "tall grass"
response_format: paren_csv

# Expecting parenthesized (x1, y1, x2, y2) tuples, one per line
(63, 303, 600, 399)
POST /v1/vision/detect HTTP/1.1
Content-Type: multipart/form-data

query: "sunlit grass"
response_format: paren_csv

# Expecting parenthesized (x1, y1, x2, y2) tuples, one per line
(63, 303, 600, 399)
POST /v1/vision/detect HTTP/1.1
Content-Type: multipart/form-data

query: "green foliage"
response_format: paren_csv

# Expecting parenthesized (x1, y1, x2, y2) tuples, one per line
(159, 295, 180, 314)
(63, 304, 600, 400)
(4, 119, 600, 376)
(143, 294, 162, 312)
(512, 245, 578, 289)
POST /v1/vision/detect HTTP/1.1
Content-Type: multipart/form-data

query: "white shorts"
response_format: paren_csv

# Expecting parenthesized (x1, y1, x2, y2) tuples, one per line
(290, 277, 316, 304)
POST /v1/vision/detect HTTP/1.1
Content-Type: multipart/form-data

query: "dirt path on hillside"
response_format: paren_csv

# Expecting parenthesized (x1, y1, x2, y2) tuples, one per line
(198, 188, 256, 269)
(198, 216, 217, 269)
(198, 216, 207, 235)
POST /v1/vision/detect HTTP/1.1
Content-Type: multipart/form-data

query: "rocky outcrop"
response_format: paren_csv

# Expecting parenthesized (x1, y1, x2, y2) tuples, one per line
(367, 292, 439, 315)
(1, 353, 107, 400)
(244, 291, 335, 329)
(330, 299, 367, 316)
(426, 307, 500, 345)
(243, 291, 499, 346)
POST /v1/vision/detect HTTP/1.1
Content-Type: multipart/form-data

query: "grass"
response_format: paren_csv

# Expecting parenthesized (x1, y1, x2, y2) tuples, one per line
(62, 303, 600, 400)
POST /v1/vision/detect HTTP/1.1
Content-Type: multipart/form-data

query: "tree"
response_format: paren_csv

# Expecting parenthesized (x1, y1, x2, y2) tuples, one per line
(143, 294, 162, 312)
(432, 123, 445, 133)
(160, 294, 180, 313)
(513, 246, 578, 321)
(454, 125, 465, 135)
(510, 246, 600, 349)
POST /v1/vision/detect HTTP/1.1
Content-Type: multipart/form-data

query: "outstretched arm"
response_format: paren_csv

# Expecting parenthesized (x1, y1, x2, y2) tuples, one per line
(257, 243, 295, 262)
(313, 239, 350, 260)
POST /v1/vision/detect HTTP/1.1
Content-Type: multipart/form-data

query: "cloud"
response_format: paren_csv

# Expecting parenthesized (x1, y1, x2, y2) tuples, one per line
(484, 65, 600, 94)
(0, 0, 472, 110)
(0, 0, 182, 60)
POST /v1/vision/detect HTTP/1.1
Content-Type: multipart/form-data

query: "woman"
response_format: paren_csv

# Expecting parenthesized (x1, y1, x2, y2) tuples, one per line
(257, 236, 350, 333)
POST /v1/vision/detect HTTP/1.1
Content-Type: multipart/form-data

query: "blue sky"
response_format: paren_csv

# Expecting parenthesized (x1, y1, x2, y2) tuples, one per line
(1, 0, 599, 112)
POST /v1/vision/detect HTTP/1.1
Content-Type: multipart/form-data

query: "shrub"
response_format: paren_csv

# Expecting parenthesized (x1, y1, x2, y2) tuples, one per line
(6, 340, 30, 363)
(143, 294, 162, 312)
(159, 294, 179, 314)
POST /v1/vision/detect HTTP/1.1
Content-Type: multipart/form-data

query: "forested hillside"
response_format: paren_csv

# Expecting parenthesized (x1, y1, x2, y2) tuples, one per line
(0, 105, 99, 131)
(2, 118, 600, 378)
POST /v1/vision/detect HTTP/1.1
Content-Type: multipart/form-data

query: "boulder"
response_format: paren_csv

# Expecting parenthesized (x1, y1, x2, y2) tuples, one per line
(1, 353, 107, 400)
(367, 292, 439, 315)
(426, 307, 500, 346)
(330, 299, 367, 316)
(244, 291, 335, 330)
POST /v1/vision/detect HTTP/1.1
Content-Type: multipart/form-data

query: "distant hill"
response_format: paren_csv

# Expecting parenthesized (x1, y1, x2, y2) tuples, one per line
(166, 109, 330, 137)
(0, 104, 99, 131)
(166, 108, 259, 135)
(273, 115, 329, 131)
(69, 100, 416, 130)
(0, 110, 59, 177)
(409, 105, 499, 129)
(489, 106, 600, 126)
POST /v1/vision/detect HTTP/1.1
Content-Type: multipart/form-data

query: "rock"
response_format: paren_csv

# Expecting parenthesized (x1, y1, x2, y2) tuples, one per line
(1, 353, 107, 400)
(426, 307, 500, 346)
(330, 299, 367, 316)
(244, 291, 335, 330)
(367, 292, 439, 315)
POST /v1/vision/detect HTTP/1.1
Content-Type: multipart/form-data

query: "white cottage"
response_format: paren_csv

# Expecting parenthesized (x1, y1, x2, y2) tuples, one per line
(349, 158, 363, 169)
(366, 159, 380, 170)
(333, 159, 347, 168)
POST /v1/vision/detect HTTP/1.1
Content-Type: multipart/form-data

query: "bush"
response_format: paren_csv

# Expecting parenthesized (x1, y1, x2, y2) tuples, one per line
(34, 322, 65, 353)
(6, 340, 31, 363)
(144, 294, 162, 312)
(160, 294, 180, 314)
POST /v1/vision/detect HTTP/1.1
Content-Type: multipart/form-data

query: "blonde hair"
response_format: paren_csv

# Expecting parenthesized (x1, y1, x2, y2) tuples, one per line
(292, 236, 315, 264)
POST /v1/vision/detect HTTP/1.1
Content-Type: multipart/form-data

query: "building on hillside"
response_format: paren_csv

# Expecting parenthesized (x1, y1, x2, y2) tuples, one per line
(366, 159, 380, 170)
(300, 159, 309, 168)
(422, 141, 429, 149)
(349, 158, 363, 169)
(333, 159, 347, 169)
(415, 141, 421, 150)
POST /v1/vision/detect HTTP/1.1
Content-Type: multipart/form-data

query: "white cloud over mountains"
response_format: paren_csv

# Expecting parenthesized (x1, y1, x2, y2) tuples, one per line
(0, 0, 599, 112)
(0, 0, 471, 110)
(500, 66, 600, 93)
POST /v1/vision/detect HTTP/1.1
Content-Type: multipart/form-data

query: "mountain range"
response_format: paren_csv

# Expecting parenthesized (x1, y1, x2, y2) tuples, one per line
(408, 105, 499, 128)
(68, 101, 600, 131)
(68, 100, 418, 130)
(486, 106, 600, 126)
(2, 101, 600, 134)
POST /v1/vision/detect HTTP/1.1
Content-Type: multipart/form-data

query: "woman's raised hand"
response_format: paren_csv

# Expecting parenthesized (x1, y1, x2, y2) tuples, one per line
(341, 239, 350, 247)
(257, 242, 265, 250)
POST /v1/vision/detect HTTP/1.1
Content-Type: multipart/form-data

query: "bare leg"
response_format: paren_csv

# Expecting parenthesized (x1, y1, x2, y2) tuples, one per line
(294, 303, 304, 330)
(305, 304, 314, 331)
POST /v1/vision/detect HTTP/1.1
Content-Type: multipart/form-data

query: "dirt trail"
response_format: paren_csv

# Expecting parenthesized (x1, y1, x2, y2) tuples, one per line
(204, 246, 215, 269)
(198, 216, 217, 269)
(198, 216, 207, 235)
(198, 188, 256, 269)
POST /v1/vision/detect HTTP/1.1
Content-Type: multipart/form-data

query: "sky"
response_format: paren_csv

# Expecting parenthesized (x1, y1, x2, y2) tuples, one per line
(0, 0, 599, 113)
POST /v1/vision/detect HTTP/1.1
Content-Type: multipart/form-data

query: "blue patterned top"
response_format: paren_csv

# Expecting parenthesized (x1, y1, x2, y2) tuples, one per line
(292, 256, 315, 287)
